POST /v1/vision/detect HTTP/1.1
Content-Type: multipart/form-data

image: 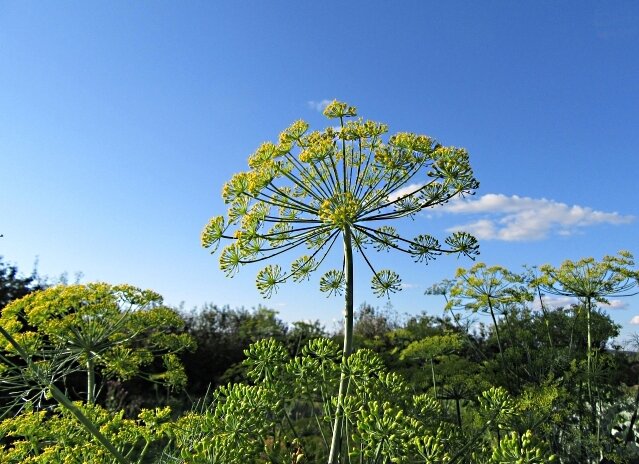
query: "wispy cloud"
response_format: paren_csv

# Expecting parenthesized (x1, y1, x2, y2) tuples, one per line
(602, 299, 630, 310)
(630, 316, 639, 325)
(400, 283, 421, 290)
(388, 183, 424, 202)
(534, 295, 576, 310)
(443, 194, 634, 241)
(307, 99, 332, 112)
(534, 296, 629, 311)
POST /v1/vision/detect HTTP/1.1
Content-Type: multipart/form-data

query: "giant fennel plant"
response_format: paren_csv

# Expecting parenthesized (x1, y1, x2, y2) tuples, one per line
(202, 100, 480, 463)
(0, 283, 194, 406)
(539, 251, 639, 461)
(0, 283, 194, 464)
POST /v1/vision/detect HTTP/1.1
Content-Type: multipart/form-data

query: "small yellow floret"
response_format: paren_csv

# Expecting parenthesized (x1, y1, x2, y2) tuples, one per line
(318, 192, 361, 227)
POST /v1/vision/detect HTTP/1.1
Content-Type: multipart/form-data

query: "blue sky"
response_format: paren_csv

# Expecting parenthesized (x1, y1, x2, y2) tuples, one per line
(1, 2, 638, 338)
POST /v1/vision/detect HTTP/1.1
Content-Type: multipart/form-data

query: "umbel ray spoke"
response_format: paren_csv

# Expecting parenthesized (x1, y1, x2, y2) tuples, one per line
(237, 226, 333, 264)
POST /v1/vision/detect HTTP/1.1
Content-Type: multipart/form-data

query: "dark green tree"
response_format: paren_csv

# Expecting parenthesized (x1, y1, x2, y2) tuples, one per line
(181, 304, 291, 394)
(0, 257, 45, 309)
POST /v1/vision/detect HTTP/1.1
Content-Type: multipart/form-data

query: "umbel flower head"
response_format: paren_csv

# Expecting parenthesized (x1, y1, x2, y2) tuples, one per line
(202, 100, 480, 299)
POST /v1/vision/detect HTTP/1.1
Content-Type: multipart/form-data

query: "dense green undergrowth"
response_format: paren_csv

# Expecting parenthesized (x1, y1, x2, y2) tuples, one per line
(1, 255, 639, 463)
(1, 102, 638, 463)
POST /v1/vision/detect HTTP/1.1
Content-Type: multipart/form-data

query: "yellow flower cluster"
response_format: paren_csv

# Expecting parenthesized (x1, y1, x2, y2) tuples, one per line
(389, 132, 434, 153)
(299, 136, 334, 163)
(323, 100, 357, 119)
(201, 216, 225, 249)
(247, 142, 292, 170)
(246, 168, 274, 195)
(279, 119, 309, 144)
(318, 192, 361, 228)
(222, 172, 249, 203)
(374, 146, 414, 169)
(340, 119, 389, 140)
(247, 142, 278, 170)
(431, 147, 470, 180)
(240, 203, 269, 233)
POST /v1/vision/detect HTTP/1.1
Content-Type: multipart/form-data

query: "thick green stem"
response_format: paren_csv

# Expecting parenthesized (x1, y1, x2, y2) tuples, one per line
(87, 357, 96, 404)
(487, 300, 506, 368)
(0, 326, 129, 464)
(328, 227, 354, 464)
(430, 357, 438, 399)
(536, 286, 554, 348)
(49, 385, 129, 464)
(585, 298, 599, 452)
(586, 299, 592, 394)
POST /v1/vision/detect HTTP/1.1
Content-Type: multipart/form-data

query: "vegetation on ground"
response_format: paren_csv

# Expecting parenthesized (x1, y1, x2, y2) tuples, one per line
(1, 101, 638, 463)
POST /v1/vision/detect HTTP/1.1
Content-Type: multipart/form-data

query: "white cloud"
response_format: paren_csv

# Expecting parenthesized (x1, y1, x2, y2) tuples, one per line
(533, 295, 576, 310)
(307, 99, 332, 112)
(400, 283, 420, 290)
(388, 183, 424, 202)
(443, 193, 634, 241)
(455, 219, 498, 239)
(630, 316, 639, 325)
(533, 296, 629, 311)
(601, 299, 629, 310)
